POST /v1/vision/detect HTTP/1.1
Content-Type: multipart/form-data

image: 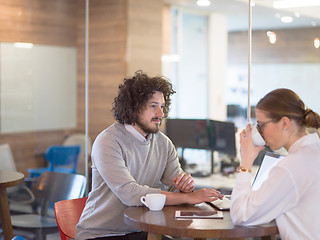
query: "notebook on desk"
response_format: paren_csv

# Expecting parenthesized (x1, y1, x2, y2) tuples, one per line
(207, 151, 284, 211)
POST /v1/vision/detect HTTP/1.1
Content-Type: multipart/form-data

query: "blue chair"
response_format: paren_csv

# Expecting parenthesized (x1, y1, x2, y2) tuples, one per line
(28, 145, 81, 178)
(12, 236, 25, 240)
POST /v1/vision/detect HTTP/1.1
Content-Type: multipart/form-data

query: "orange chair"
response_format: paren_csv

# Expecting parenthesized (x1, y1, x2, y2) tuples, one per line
(54, 197, 88, 240)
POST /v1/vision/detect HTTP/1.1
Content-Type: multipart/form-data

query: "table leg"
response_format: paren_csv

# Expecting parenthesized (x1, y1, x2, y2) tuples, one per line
(0, 188, 14, 240)
(147, 233, 162, 240)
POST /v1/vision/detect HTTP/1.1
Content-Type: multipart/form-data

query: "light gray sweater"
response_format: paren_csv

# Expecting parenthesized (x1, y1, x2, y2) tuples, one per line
(76, 122, 182, 239)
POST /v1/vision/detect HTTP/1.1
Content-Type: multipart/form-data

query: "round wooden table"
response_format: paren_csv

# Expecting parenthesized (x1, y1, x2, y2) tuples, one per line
(124, 203, 278, 240)
(0, 170, 25, 240)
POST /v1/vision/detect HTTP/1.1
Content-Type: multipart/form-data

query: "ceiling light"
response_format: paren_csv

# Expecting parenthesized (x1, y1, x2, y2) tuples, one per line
(267, 31, 277, 44)
(281, 16, 293, 23)
(273, 0, 320, 9)
(161, 54, 181, 62)
(314, 38, 320, 48)
(196, 0, 211, 7)
(13, 42, 33, 49)
(294, 12, 300, 18)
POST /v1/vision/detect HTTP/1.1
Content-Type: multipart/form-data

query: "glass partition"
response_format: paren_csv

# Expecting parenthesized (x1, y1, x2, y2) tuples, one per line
(227, 1, 320, 128)
(0, 0, 80, 178)
(164, 0, 320, 130)
(163, 0, 320, 167)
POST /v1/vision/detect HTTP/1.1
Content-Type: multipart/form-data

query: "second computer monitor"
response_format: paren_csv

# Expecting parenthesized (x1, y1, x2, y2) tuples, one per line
(165, 119, 210, 150)
(208, 120, 236, 157)
(165, 118, 236, 157)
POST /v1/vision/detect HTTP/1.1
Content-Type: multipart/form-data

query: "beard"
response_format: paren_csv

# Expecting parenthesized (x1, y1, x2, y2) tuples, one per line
(135, 117, 162, 134)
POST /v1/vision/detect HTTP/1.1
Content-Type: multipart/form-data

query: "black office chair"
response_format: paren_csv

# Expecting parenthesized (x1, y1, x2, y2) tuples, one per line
(10, 171, 87, 240)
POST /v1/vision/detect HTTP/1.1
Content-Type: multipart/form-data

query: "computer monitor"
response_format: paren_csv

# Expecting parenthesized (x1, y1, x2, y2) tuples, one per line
(207, 120, 237, 157)
(165, 118, 236, 156)
(165, 119, 210, 150)
(165, 118, 237, 174)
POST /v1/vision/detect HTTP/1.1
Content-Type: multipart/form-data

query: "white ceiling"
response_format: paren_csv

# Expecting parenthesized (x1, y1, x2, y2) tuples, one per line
(164, 0, 320, 31)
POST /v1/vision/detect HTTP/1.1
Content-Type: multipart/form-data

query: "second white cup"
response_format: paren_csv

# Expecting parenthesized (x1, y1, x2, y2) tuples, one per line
(251, 124, 266, 146)
(140, 193, 166, 211)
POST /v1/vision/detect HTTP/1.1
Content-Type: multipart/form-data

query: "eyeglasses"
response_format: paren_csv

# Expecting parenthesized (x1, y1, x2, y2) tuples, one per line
(256, 120, 273, 134)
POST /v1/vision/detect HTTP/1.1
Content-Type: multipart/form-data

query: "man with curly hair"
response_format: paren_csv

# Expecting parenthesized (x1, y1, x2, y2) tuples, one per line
(76, 71, 223, 240)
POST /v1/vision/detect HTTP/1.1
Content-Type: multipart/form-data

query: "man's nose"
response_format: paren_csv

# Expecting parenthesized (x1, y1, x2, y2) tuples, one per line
(157, 107, 164, 117)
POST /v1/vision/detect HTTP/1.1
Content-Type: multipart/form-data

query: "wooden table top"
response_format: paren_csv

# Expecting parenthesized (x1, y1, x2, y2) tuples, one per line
(124, 203, 278, 239)
(0, 170, 25, 189)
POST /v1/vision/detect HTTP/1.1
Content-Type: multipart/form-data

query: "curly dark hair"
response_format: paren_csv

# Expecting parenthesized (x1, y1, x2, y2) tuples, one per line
(112, 70, 176, 124)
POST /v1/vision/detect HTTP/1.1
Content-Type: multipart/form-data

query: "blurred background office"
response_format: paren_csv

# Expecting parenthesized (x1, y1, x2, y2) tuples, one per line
(0, 0, 320, 179)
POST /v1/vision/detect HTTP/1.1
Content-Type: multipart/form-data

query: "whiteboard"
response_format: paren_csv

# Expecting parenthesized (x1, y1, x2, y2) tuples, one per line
(0, 43, 77, 133)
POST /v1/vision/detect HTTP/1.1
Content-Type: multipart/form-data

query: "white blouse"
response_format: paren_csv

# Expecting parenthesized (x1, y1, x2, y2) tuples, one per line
(231, 133, 320, 240)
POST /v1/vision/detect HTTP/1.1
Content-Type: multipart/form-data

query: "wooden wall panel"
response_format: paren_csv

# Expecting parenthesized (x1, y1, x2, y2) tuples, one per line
(0, 0, 77, 46)
(162, 5, 171, 55)
(127, 0, 162, 76)
(229, 27, 320, 64)
(76, 0, 127, 140)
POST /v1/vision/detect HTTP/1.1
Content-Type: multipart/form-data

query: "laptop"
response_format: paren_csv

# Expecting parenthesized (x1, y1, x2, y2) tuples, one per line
(251, 151, 284, 190)
(207, 151, 284, 211)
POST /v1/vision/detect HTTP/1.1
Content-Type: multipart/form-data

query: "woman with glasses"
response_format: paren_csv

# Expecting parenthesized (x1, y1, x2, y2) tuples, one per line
(230, 88, 320, 240)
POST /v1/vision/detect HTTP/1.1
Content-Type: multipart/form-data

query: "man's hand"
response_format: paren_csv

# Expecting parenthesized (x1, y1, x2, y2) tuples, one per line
(187, 188, 224, 205)
(161, 188, 224, 205)
(173, 172, 195, 193)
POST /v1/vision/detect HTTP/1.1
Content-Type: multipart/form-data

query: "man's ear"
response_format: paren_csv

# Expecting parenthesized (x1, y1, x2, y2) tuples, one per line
(132, 110, 139, 123)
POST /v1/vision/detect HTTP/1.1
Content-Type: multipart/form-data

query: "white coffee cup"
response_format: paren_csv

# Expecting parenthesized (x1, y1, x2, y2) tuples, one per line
(250, 124, 266, 146)
(140, 193, 166, 211)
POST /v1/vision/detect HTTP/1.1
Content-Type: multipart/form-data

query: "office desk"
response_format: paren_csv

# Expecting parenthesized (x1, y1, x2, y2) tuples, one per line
(194, 173, 236, 192)
(0, 170, 25, 240)
(124, 203, 278, 240)
(193, 166, 260, 193)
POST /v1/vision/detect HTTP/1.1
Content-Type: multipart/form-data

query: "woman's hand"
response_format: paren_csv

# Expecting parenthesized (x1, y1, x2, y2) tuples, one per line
(173, 172, 195, 193)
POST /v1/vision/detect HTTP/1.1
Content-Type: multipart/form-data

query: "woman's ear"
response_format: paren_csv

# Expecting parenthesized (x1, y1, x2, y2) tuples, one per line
(281, 116, 291, 130)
